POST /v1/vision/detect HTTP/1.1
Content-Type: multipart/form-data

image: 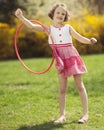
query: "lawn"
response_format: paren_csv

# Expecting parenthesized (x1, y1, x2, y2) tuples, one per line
(0, 54, 104, 130)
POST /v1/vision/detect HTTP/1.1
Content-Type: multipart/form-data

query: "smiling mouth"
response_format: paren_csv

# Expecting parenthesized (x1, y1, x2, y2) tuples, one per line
(57, 17, 63, 20)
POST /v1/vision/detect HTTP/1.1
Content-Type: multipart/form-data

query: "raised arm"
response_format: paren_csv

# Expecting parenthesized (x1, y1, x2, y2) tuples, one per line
(70, 25, 97, 44)
(15, 8, 45, 32)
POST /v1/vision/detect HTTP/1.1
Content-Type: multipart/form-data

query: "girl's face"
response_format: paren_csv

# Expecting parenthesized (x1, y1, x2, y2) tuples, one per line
(53, 7, 66, 23)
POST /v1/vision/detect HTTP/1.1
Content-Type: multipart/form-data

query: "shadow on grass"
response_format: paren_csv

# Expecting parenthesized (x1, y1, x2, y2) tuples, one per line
(17, 120, 76, 130)
(1, 81, 43, 87)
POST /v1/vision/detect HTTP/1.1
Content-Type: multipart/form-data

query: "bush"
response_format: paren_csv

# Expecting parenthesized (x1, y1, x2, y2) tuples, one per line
(0, 23, 16, 60)
(0, 14, 104, 60)
(68, 14, 104, 54)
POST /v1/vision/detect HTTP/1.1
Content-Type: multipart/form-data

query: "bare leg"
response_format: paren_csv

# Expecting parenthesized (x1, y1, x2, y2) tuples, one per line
(54, 73, 67, 123)
(73, 74, 88, 123)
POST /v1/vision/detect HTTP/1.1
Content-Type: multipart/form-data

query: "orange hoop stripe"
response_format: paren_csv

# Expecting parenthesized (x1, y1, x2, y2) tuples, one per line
(14, 20, 54, 75)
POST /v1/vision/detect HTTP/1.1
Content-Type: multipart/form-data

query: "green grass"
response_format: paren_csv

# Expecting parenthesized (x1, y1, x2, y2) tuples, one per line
(0, 54, 104, 130)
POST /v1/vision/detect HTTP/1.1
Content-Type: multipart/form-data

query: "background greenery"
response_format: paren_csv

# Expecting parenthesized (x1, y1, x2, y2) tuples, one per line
(0, 0, 104, 60)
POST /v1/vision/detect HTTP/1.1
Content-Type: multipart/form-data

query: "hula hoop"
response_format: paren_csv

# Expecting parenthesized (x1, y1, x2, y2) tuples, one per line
(14, 20, 54, 75)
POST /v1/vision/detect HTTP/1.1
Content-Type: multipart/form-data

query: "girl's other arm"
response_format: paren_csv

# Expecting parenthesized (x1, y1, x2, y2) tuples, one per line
(70, 26, 97, 44)
(15, 8, 44, 31)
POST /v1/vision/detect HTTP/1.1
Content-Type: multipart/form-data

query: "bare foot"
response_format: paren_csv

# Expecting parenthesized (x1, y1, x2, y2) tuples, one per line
(54, 115, 66, 123)
(78, 114, 89, 123)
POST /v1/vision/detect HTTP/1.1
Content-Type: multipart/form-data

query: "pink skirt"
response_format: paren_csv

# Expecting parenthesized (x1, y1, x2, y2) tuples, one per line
(50, 43, 87, 77)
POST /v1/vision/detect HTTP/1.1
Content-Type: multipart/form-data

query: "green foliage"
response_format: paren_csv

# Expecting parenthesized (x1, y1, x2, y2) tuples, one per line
(68, 14, 104, 54)
(0, 0, 28, 25)
(17, 29, 52, 58)
(0, 23, 16, 59)
(88, 0, 104, 14)
(0, 14, 104, 60)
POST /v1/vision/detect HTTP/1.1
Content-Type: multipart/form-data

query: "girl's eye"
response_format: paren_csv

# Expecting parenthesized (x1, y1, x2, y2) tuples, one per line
(56, 12, 60, 14)
(56, 12, 65, 16)
(62, 13, 65, 16)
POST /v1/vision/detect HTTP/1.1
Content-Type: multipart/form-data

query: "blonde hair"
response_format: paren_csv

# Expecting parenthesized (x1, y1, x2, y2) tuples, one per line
(48, 3, 70, 21)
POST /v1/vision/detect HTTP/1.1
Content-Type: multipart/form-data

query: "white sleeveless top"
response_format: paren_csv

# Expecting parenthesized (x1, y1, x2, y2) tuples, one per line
(48, 24, 72, 44)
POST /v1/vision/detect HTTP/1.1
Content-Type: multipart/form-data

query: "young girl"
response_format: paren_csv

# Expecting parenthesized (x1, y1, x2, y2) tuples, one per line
(15, 3, 97, 123)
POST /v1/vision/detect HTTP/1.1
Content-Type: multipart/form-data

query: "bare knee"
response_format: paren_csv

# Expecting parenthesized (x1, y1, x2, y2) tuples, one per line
(73, 74, 84, 92)
(76, 84, 84, 92)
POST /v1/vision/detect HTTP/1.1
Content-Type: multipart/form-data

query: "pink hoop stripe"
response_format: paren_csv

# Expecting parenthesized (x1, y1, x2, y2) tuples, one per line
(14, 20, 54, 75)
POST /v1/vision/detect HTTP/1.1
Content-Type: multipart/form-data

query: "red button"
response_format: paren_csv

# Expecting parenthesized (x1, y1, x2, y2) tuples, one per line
(59, 34, 62, 36)
(60, 40, 62, 42)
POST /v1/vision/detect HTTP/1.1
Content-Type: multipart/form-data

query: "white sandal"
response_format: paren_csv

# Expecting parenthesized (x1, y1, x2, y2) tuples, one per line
(78, 115, 89, 123)
(54, 116, 66, 123)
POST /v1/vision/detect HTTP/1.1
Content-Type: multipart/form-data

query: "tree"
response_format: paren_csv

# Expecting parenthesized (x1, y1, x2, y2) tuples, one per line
(0, 0, 28, 25)
(88, 0, 104, 14)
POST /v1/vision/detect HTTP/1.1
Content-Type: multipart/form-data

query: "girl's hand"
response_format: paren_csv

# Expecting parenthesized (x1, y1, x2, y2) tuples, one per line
(15, 8, 23, 18)
(90, 37, 97, 44)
